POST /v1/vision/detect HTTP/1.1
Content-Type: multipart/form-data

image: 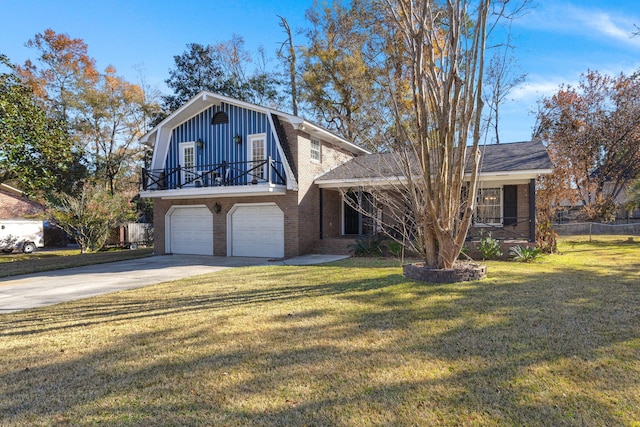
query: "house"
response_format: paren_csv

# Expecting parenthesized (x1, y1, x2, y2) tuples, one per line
(140, 92, 553, 257)
(315, 140, 553, 243)
(0, 183, 46, 219)
(140, 91, 369, 258)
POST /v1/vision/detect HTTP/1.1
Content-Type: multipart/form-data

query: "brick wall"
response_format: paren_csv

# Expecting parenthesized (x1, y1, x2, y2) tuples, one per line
(322, 189, 343, 238)
(281, 121, 357, 253)
(0, 188, 45, 219)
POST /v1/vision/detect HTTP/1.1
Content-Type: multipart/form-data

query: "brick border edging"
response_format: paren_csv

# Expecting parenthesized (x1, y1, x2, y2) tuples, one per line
(403, 262, 487, 283)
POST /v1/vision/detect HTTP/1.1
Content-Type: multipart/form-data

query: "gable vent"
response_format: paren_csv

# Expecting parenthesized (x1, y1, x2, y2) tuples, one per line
(211, 111, 229, 125)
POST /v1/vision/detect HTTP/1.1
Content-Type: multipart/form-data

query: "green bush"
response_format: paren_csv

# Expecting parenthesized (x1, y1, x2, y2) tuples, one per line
(509, 245, 543, 262)
(385, 240, 403, 257)
(349, 236, 384, 257)
(476, 233, 503, 260)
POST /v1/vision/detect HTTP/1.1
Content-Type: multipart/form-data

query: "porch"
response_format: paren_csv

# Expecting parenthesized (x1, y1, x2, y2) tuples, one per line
(141, 158, 287, 191)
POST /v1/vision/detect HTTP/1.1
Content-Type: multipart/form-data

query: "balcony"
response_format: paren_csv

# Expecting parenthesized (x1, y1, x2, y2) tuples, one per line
(140, 158, 287, 199)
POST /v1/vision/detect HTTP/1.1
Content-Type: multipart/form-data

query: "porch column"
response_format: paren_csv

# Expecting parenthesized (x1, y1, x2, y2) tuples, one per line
(529, 178, 536, 242)
(319, 188, 323, 240)
(358, 187, 363, 237)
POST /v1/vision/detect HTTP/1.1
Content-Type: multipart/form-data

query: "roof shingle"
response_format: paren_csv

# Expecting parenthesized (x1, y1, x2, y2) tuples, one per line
(316, 140, 552, 182)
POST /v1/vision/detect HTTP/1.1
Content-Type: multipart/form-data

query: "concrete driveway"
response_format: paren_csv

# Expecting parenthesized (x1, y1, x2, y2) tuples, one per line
(0, 254, 348, 314)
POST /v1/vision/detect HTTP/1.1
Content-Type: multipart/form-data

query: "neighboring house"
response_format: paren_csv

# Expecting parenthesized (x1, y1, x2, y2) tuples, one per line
(140, 92, 553, 258)
(0, 183, 45, 219)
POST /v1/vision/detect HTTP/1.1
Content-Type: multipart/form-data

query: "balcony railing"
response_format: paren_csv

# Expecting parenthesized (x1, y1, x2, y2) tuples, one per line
(142, 157, 286, 191)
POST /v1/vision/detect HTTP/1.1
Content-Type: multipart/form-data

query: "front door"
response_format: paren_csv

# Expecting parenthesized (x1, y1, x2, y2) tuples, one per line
(503, 185, 518, 226)
(343, 191, 376, 235)
(344, 193, 360, 235)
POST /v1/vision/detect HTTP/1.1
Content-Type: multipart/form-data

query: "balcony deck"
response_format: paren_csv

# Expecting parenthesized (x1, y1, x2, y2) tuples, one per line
(140, 158, 288, 199)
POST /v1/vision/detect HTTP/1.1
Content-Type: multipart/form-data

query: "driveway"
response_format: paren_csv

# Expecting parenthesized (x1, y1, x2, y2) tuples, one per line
(0, 254, 348, 314)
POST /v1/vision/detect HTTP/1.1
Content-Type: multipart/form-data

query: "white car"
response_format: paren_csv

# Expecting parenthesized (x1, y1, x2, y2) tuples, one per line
(0, 219, 45, 254)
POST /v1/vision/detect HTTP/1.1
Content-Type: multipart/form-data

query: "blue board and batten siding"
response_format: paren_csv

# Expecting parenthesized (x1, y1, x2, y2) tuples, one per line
(164, 102, 285, 186)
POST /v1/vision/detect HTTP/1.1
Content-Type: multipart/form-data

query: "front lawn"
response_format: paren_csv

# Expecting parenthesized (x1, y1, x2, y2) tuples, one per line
(0, 247, 154, 278)
(0, 237, 639, 425)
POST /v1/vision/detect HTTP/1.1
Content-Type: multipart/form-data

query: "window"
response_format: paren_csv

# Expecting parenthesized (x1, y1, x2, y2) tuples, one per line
(310, 138, 321, 162)
(475, 188, 502, 226)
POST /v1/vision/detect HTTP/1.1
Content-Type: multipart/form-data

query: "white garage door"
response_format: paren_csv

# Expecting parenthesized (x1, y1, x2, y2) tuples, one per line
(230, 204, 284, 258)
(169, 206, 213, 255)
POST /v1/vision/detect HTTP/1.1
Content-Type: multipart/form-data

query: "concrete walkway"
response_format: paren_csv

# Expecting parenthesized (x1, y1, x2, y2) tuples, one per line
(0, 254, 348, 314)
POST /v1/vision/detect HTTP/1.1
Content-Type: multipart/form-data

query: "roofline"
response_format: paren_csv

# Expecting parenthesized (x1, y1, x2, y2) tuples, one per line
(315, 168, 554, 188)
(295, 120, 370, 155)
(0, 183, 24, 196)
(139, 91, 368, 151)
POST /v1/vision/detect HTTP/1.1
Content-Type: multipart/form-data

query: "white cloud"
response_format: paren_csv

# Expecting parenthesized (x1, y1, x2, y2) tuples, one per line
(520, 2, 640, 48)
(571, 5, 640, 47)
(509, 76, 572, 103)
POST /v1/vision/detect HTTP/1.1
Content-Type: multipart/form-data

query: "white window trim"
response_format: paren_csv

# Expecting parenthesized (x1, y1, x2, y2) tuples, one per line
(248, 133, 267, 181)
(179, 141, 196, 186)
(310, 138, 322, 163)
(475, 186, 503, 227)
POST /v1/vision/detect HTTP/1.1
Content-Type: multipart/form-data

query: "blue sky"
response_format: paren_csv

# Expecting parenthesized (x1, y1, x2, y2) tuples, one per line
(1, 0, 639, 143)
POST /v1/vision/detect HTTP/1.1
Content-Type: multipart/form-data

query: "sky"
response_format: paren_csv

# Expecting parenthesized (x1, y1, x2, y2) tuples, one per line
(1, 0, 640, 144)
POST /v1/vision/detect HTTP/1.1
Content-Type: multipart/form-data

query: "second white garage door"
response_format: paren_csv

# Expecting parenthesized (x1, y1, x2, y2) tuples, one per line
(168, 206, 213, 255)
(229, 203, 284, 258)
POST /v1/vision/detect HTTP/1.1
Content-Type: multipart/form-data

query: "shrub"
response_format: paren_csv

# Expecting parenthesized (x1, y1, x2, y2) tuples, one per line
(349, 236, 384, 257)
(476, 233, 503, 260)
(536, 219, 558, 254)
(509, 245, 543, 262)
(385, 240, 403, 257)
(49, 184, 135, 253)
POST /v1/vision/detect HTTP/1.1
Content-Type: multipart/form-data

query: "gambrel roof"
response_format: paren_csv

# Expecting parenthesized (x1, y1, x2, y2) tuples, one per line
(140, 91, 369, 174)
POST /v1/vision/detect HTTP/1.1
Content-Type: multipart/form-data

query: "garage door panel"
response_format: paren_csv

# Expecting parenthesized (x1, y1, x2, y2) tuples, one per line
(169, 207, 213, 255)
(230, 204, 284, 258)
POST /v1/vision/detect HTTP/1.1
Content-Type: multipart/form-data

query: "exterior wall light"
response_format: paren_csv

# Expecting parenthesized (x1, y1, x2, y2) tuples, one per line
(196, 138, 204, 149)
(233, 134, 242, 144)
(213, 202, 221, 213)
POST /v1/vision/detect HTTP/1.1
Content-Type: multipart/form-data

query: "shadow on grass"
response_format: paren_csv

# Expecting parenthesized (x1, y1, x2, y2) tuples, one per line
(0, 252, 639, 425)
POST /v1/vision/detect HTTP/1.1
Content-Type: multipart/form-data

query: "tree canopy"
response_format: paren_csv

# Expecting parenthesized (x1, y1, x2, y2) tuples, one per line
(160, 36, 284, 120)
(300, 0, 389, 150)
(535, 70, 640, 222)
(17, 29, 156, 195)
(0, 54, 78, 196)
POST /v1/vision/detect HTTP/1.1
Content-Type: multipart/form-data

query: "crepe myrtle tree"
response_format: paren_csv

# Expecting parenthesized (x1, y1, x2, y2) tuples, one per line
(339, 0, 528, 269)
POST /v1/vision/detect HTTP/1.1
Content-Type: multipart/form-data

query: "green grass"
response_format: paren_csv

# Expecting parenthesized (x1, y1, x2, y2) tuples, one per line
(0, 248, 154, 278)
(0, 236, 639, 426)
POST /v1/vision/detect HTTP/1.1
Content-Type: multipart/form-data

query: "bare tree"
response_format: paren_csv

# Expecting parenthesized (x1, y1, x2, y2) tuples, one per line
(336, 0, 529, 270)
(483, 27, 526, 144)
(380, 0, 491, 269)
(278, 15, 298, 116)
